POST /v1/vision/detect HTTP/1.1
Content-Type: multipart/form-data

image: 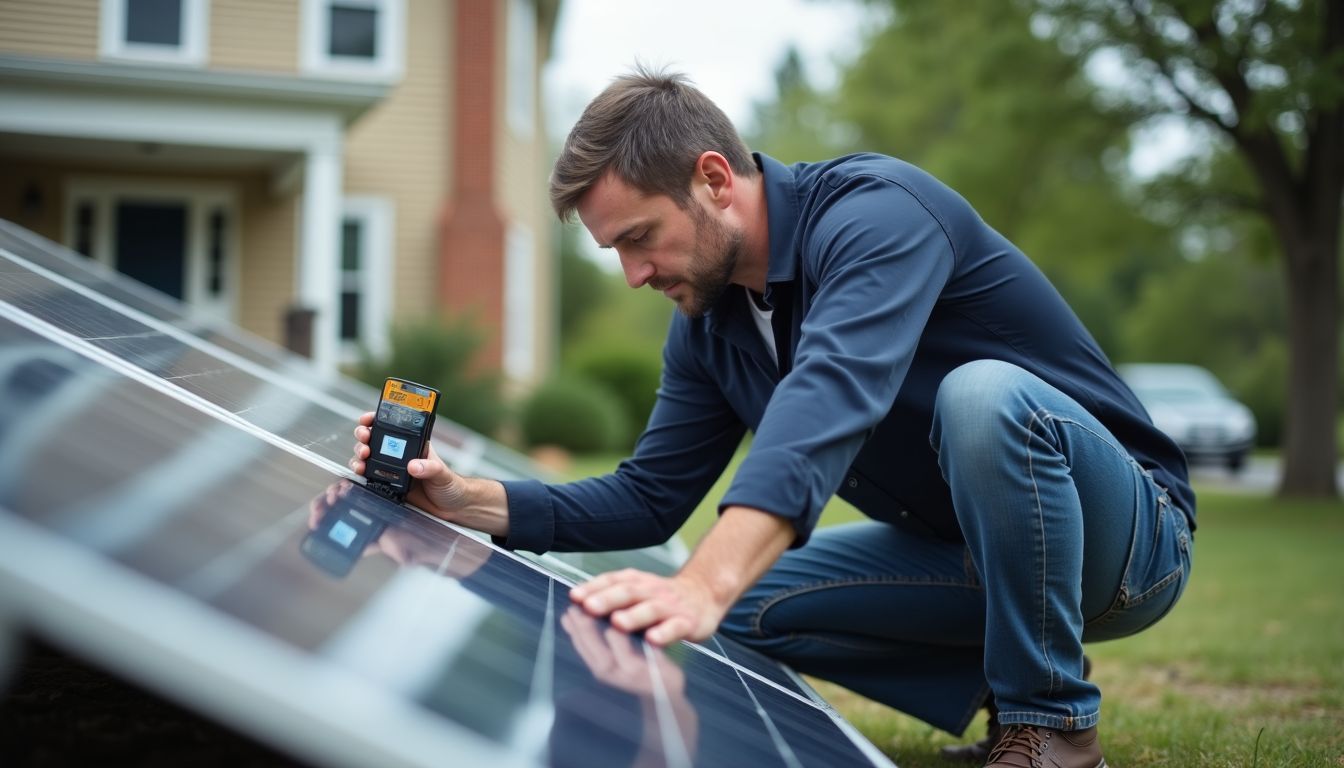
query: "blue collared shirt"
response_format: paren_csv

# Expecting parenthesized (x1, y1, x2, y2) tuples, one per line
(500, 152, 1194, 553)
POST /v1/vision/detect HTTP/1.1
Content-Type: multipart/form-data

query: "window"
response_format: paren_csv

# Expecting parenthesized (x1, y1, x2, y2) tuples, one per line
(302, 0, 404, 81)
(503, 223, 536, 382)
(100, 0, 208, 66)
(337, 198, 393, 363)
(505, 0, 536, 138)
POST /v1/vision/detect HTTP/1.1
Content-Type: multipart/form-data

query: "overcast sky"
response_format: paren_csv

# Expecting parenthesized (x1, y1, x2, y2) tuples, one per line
(542, 0, 873, 136)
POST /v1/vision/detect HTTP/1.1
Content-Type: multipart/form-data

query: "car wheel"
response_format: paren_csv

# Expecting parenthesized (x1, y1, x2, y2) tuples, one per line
(1226, 452, 1246, 472)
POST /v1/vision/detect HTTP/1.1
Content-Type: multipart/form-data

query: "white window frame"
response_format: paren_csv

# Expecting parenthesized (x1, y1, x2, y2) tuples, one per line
(62, 177, 239, 323)
(337, 196, 394, 365)
(505, 0, 536, 139)
(300, 0, 405, 82)
(503, 222, 536, 382)
(100, 0, 209, 67)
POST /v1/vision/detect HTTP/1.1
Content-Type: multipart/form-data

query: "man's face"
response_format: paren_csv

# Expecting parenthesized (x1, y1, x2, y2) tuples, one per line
(577, 173, 743, 319)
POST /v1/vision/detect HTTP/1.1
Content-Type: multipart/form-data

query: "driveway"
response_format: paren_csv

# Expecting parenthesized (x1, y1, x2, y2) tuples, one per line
(1189, 455, 1344, 494)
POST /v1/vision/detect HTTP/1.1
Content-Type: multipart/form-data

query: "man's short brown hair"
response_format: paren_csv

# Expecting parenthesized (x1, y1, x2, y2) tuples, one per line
(549, 66, 759, 221)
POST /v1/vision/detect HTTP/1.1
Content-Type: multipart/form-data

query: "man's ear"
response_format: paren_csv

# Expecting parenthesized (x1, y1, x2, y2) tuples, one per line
(695, 151, 734, 209)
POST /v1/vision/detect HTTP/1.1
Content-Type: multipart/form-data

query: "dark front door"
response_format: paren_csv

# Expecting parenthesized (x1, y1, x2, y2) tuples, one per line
(115, 202, 188, 300)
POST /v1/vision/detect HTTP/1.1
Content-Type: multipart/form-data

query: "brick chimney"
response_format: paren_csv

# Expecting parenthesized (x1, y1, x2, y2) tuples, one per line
(440, 0, 505, 368)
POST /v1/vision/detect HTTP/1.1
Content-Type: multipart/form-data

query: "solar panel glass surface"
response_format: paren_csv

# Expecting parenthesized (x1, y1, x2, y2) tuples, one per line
(0, 222, 894, 767)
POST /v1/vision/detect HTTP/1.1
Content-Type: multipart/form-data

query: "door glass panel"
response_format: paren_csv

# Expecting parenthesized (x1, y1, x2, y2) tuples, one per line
(114, 201, 187, 300)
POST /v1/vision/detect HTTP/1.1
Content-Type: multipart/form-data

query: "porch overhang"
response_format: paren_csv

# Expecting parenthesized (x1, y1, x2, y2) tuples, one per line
(0, 53, 389, 125)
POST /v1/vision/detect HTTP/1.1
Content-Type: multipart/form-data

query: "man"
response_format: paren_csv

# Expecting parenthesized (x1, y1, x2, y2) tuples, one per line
(352, 67, 1193, 768)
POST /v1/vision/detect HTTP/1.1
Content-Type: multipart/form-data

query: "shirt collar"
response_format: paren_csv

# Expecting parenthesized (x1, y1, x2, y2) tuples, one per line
(757, 152, 801, 286)
(707, 152, 800, 328)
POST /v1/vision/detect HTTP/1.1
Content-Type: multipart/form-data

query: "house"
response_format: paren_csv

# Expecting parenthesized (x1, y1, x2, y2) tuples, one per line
(0, 0, 559, 384)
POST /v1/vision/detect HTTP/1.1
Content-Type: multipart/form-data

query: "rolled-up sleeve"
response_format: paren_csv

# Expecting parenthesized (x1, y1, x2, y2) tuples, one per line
(720, 173, 955, 544)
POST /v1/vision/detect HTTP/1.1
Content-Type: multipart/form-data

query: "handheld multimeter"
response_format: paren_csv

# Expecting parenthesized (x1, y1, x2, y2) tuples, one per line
(364, 377, 439, 502)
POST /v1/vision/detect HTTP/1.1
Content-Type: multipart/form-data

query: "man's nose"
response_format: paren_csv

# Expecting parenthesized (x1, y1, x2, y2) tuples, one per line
(621, 254, 654, 289)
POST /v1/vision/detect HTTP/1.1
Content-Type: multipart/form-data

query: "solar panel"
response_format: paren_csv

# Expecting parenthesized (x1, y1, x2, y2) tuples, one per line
(0, 220, 896, 767)
(0, 222, 689, 581)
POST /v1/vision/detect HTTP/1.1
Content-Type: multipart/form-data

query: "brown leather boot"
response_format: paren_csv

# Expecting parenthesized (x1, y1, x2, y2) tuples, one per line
(939, 656, 1092, 763)
(983, 724, 1107, 767)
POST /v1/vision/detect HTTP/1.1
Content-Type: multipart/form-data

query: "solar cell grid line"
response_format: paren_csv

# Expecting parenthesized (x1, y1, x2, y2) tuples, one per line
(723, 663, 806, 768)
(748, 678, 897, 767)
(642, 643, 696, 768)
(708, 634, 811, 699)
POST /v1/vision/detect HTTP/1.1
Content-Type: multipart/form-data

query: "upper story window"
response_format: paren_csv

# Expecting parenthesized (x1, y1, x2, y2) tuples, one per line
(100, 0, 209, 66)
(301, 0, 404, 82)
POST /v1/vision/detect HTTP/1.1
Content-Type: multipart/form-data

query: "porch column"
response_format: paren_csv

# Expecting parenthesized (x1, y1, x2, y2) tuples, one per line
(297, 138, 343, 374)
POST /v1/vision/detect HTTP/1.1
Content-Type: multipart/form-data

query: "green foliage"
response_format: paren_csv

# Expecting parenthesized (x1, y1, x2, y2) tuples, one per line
(356, 315, 507, 438)
(558, 224, 611, 339)
(565, 342, 662, 450)
(747, 46, 853, 162)
(518, 375, 628, 454)
(1226, 339, 1288, 448)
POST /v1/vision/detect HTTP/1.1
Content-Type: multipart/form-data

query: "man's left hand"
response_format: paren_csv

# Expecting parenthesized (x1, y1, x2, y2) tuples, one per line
(569, 568, 726, 647)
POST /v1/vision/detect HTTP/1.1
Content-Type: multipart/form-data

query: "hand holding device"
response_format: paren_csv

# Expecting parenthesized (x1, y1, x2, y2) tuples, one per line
(363, 377, 439, 502)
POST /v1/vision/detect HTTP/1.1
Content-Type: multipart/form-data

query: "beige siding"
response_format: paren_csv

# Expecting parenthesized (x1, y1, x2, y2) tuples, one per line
(343, 0, 450, 324)
(210, 0, 299, 74)
(238, 174, 297, 343)
(0, 160, 67, 243)
(0, 0, 99, 61)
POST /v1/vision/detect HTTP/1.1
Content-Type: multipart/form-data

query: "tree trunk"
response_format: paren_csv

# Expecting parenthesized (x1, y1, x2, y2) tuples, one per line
(1278, 230, 1341, 498)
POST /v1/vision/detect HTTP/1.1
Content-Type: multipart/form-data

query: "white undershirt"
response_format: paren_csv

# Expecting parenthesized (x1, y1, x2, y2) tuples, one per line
(745, 286, 777, 366)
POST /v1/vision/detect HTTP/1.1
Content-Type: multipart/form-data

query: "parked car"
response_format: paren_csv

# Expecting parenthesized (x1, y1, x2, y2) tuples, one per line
(1119, 363, 1257, 472)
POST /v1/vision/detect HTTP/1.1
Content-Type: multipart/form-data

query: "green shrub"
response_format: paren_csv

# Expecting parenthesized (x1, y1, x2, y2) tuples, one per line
(1224, 339, 1287, 449)
(566, 343, 662, 449)
(356, 315, 507, 438)
(519, 376, 628, 454)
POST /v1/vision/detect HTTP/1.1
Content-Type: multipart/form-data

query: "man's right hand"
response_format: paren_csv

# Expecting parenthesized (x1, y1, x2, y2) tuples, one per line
(351, 412, 510, 538)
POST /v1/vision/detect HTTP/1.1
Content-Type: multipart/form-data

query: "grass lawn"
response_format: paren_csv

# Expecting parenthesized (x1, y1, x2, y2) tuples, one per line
(564, 450, 1344, 767)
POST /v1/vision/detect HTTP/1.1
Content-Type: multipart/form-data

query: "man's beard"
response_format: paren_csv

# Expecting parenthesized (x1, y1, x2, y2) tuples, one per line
(664, 203, 743, 319)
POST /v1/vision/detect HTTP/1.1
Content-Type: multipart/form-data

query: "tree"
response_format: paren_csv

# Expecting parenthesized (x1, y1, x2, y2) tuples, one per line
(1032, 0, 1340, 496)
(760, 2, 1181, 359)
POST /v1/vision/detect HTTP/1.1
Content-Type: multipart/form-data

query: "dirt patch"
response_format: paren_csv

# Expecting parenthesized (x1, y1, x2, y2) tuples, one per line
(1096, 660, 1332, 715)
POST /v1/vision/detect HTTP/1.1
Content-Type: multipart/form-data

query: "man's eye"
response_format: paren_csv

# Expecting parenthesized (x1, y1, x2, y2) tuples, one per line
(630, 232, 647, 244)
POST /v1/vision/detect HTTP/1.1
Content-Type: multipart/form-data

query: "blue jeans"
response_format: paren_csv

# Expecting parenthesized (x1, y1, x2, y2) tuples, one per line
(720, 360, 1193, 733)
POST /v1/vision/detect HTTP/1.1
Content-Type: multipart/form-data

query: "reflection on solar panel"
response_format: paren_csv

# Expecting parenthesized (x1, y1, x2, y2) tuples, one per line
(0, 221, 896, 767)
